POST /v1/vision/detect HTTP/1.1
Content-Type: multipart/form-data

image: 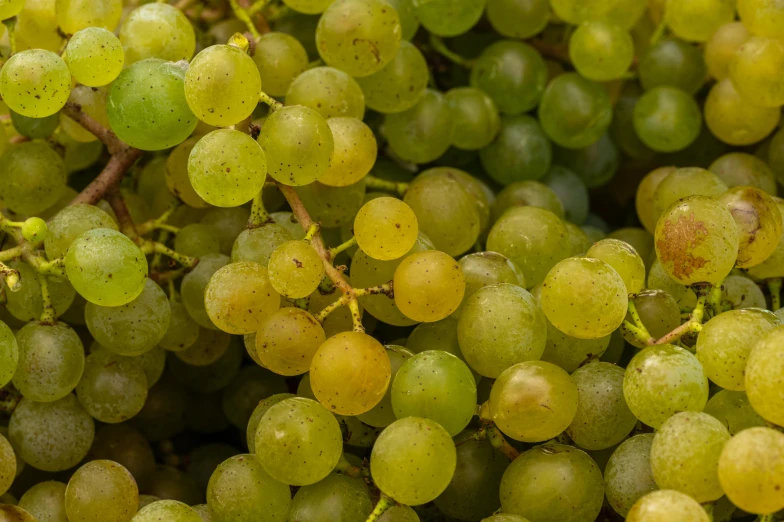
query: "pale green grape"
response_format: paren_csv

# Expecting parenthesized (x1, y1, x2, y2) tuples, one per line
(458, 252, 526, 309)
(86, 278, 170, 356)
(391, 350, 476, 436)
(65, 460, 138, 522)
(0, 506, 37, 521)
(18, 481, 67, 522)
(142, 497, 163, 511)
(65, 27, 123, 87)
(608, 228, 655, 267)
(76, 350, 148, 423)
(61, 138, 104, 175)
(175, 327, 231, 366)
(107, 59, 197, 151)
(481, 117, 552, 186)
(730, 36, 784, 108)
(370, 416, 456, 505)
(181, 253, 229, 329)
(654, 196, 739, 286)
(246, 394, 295, 452)
(745, 325, 784, 426)
(357, 346, 412, 427)
(4, 261, 75, 322)
(539, 73, 612, 149)
(131, 500, 201, 522)
(120, 3, 195, 64)
(722, 275, 767, 310)
(0, 321, 17, 388)
(718, 426, 784, 514)
(541, 166, 589, 224)
(639, 38, 708, 94)
(285, 66, 365, 119)
(499, 444, 603, 522)
(9, 395, 94, 472)
(738, 0, 784, 38)
(393, 251, 465, 323)
(709, 152, 777, 194)
(623, 344, 709, 428)
(604, 434, 657, 517)
(540, 318, 611, 372)
(569, 22, 633, 81)
(267, 241, 324, 299)
(201, 207, 251, 255)
(232, 224, 293, 265)
(256, 307, 325, 376)
(622, 290, 681, 348)
(0, 140, 66, 216)
(254, 397, 343, 486)
(55, 0, 120, 33)
(185, 44, 261, 127)
(136, 347, 165, 389)
(627, 490, 709, 522)
(719, 186, 782, 268)
(383, 0, 418, 39)
(354, 197, 418, 261)
(564, 222, 592, 256)
(10, 110, 59, 140)
(282, 0, 334, 14)
(747, 197, 784, 280)
(385, 89, 453, 164)
(168, 339, 242, 393)
(21, 217, 47, 244)
(159, 298, 200, 352)
(633, 86, 702, 153)
(355, 41, 428, 114)
(704, 390, 766, 434)
(651, 166, 728, 226)
(706, 22, 751, 80)
(0, 0, 23, 19)
(60, 85, 110, 143)
(482, 515, 529, 522)
(174, 224, 220, 258)
(316, 0, 401, 77)
(550, 0, 645, 27)
(664, 0, 734, 42)
(470, 41, 547, 115)
(445, 87, 500, 150)
(166, 138, 210, 209)
(205, 261, 280, 334)
(0, 50, 71, 118)
(288, 474, 370, 522)
(0, 433, 13, 496)
(318, 117, 377, 187)
(294, 180, 366, 228)
(486, 0, 549, 38)
(586, 239, 645, 294)
(411, 0, 485, 37)
(253, 32, 309, 97)
(705, 78, 780, 147)
(636, 166, 676, 234)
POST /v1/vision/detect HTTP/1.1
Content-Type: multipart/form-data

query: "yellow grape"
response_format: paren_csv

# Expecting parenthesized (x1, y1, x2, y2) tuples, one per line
(718, 186, 782, 268)
(354, 197, 418, 261)
(255, 307, 326, 376)
(651, 167, 728, 225)
(165, 138, 210, 209)
(393, 251, 465, 323)
(747, 197, 784, 280)
(745, 325, 784, 426)
(268, 240, 325, 299)
(730, 36, 784, 108)
(737, 0, 784, 39)
(664, 0, 734, 42)
(636, 166, 676, 234)
(705, 22, 750, 80)
(704, 78, 780, 146)
(317, 117, 377, 187)
(626, 490, 710, 522)
(586, 239, 645, 294)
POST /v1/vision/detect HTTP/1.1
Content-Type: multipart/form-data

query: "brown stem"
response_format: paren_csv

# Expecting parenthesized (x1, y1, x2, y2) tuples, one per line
(61, 102, 124, 153)
(487, 425, 520, 461)
(70, 147, 143, 206)
(105, 189, 138, 238)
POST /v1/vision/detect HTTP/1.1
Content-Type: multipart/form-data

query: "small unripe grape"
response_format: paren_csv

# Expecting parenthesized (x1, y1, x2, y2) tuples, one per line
(21, 217, 48, 243)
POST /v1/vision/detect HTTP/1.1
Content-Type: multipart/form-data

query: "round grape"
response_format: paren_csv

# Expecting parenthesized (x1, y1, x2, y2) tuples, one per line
(705, 78, 780, 146)
(355, 40, 428, 114)
(285, 66, 365, 119)
(65, 27, 124, 87)
(730, 36, 784, 108)
(719, 186, 782, 268)
(205, 261, 280, 335)
(318, 117, 377, 187)
(586, 239, 645, 295)
(745, 326, 784, 426)
(354, 197, 418, 261)
(633, 86, 702, 153)
(76, 350, 148, 423)
(411, 0, 485, 37)
(0, 141, 67, 216)
(0, 50, 71, 118)
(393, 250, 465, 323)
(267, 240, 324, 299)
(664, 0, 734, 42)
(131, 500, 201, 522)
(486, 0, 549, 39)
(445, 87, 501, 150)
(119, 3, 195, 65)
(604, 434, 657, 517)
(626, 490, 710, 522)
(569, 21, 633, 81)
(65, 460, 138, 522)
(385, 89, 454, 164)
(538, 73, 612, 149)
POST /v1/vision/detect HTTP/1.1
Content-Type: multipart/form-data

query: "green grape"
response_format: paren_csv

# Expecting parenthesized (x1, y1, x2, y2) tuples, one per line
(174, 224, 220, 259)
(586, 239, 645, 294)
(654, 196, 739, 286)
(168, 339, 242, 393)
(76, 350, 148, 423)
(9, 394, 94, 472)
(709, 152, 777, 193)
(445, 87, 500, 150)
(705, 390, 765, 435)
(0, 141, 66, 216)
(550, 0, 645, 27)
(722, 274, 767, 310)
(13, 321, 84, 403)
(159, 298, 200, 352)
(0, 433, 13, 496)
(539, 312, 611, 371)
(470, 41, 547, 115)
(664, 0, 733, 42)
(456, 251, 525, 315)
(9, 110, 59, 139)
(541, 166, 589, 224)
(85, 278, 170, 356)
(316, 0, 401, 77)
(282, 0, 334, 13)
(738, 0, 784, 38)
(604, 434, 657, 517)
(538, 73, 612, 149)
(65, 460, 138, 522)
(622, 290, 681, 348)
(628, 491, 711, 522)
(141, 497, 163, 511)
(353, 346, 411, 427)
(266, 240, 324, 299)
(18, 481, 67, 522)
(4, 262, 74, 322)
(705, 78, 780, 146)
(136, 347, 165, 388)
(381, 0, 418, 39)
(246, 394, 295, 452)
(391, 350, 476, 436)
(554, 133, 619, 188)
(59, 85, 110, 143)
(55, 0, 120, 33)
(745, 326, 784, 426)
(294, 180, 366, 228)
(120, 3, 195, 64)
(14, 0, 64, 52)
(482, 516, 530, 522)
(130, 375, 187, 441)
(255, 307, 325, 375)
(175, 327, 231, 366)
(0, 506, 37, 521)
(393, 250, 465, 323)
(107, 59, 197, 151)
(144, 465, 201, 505)
(747, 197, 784, 280)
(609, 82, 655, 160)
(486, 0, 548, 38)
(355, 40, 428, 114)
(165, 138, 209, 209)
(221, 365, 288, 429)
(61, 137, 104, 175)
(0, 0, 23, 19)
(623, 344, 709, 428)
(638, 38, 707, 94)
(411, 0, 485, 37)
(370, 417, 456, 505)
(252, 32, 308, 97)
(205, 261, 281, 334)
(354, 197, 418, 261)
(0, 50, 71, 118)
(499, 443, 603, 522)
(650, 411, 730, 502)
(286, 66, 365, 119)
(201, 207, 251, 254)
(181, 253, 229, 329)
(480, 115, 552, 186)
(718, 426, 784, 514)
(647, 258, 697, 309)
(206, 454, 290, 522)
(21, 217, 47, 244)
(719, 186, 782, 268)
(0, 321, 17, 388)
(651, 166, 728, 224)
(318, 117, 377, 187)
(87, 423, 155, 489)
(385, 89, 453, 164)
(288, 474, 370, 522)
(569, 21, 633, 81)
(608, 228, 654, 268)
(633, 86, 702, 153)
(65, 27, 124, 87)
(258, 105, 334, 186)
(185, 44, 261, 127)
(706, 22, 751, 80)
(232, 225, 292, 266)
(730, 36, 784, 108)
(563, 222, 592, 256)
(131, 500, 201, 522)
(255, 397, 343, 485)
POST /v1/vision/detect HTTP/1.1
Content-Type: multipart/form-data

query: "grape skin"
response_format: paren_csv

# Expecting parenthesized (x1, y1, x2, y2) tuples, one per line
(626, 490, 710, 522)
(65, 460, 138, 522)
(393, 250, 465, 323)
(604, 434, 657, 517)
(204, 261, 280, 334)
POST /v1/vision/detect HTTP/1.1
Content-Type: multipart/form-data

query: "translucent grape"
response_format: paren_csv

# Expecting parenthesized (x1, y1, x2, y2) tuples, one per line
(638, 38, 707, 94)
(120, 3, 195, 64)
(0, 506, 37, 521)
(0, 141, 66, 216)
(232, 224, 291, 266)
(586, 239, 644, 295)
(709, 152, 777, 194)
(664, 0, 734, 42)
(480, 115, 552, 186)
(604, 434, 657, 517)
(17, 481, 68, 522)
(719, 186, 782, 268)
(738, 0, 784, 38)
(0, 321, 17, 389)
(722, 275, 767, 310)
(355, 40, 428, 114)
(745, 326, 784, 426)
(267, 241, 324, 299)
(705, 390, 766, 435)
(352, 346, 411, 428)
(0, 0, 23, 20)
(251, 33, 308, 98)
(705, 78, 780, 146)
(393, 250, 465, 322)
(65, 27, 124, 87)
(294, 181, 366, 228)
(65, 460, 138, 522)
(131, 500, 201, 522)
(76, 350, 148, 423)
(285, 66, 365, 119)
(55, 0, 121, 33)
(385, 89, 454, 164)
(370, 417, 456, 505)
(747, 197, 784, 280)
(318, 117, 377, 187)
(456, 252, 525, 316)
(354, 197, 418, 261)
(59, 85, 111, 143)
(181, 253, 229, 329)
(282, 0, 334, 14)
(0, 50, 71, 118)
(633, 86, 702, 153)
(569, 22, 633, 81)
(254, 397, 343, 485)
(107, 59, 197, 151)
(288, 474, 370, 522)
(201, 207, 251, 254)
(651, 167, 728, 224)
(626, 490, 710, 522)
(539, 313, 611, 372)
(255, 307, 325, 376)
(411, 0, 485, 37)
(445, 87, 500, 150)
(622, 290, 681, 348)
(0, 432, 13, 496)
(159, 299, 200, 353)
(382, 0, 418, 39)
(539, 73, 612, 149)
(705, 22, 751, 80)
(730, 36, 784, 108)
(204, 261, 280, 334)
(137, 347, 165, 389)
(174, 224, 220, 259)
(623, 344, 709, 428)
(4, 262, 75, 322)
(165, 138, 208, 209)
(486, 0, 549, 38)
(549, 0, 645, 27)
(9, 110, 59, 140)
(175, 327, 231, 366)
(609, 228, 655, 269)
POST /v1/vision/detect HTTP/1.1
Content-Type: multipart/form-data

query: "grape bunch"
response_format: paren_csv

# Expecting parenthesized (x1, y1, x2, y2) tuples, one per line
(1, 0, 784, 522)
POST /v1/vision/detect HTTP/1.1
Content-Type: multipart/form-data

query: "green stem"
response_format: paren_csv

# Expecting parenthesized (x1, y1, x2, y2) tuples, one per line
(0, 245, 24, 263)
(756, 515, 775, 522)
(627, 300, 651, 336)
(227, 0, 261, 39)
(3, 18, 16, 55)
(329, 237, 357, 259)
(0, 261, 20, 292)
(139, 240, 199, 269)
(304, 223, 320, 242)
(768, 278, 781, 311)
(621, 320, 654, 346)
(708, 284, 724, 316)
(363, 175, 409, 196)
(650, 16, 667, 45)
(365, 495, 396, 522)
(487, 425, 520, 460)
(428, 34, 474, 68)
(246, 0, 268, 15)
(38, 274, 56, 324)
(348, 298, 363, 333)
(259, 91, 284, 111)
(248, 189, 272, 228)
(653, 294, 707, 345)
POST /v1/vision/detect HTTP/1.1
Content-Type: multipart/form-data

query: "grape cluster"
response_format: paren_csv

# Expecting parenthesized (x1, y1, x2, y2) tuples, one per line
(0, 1, 784, 522)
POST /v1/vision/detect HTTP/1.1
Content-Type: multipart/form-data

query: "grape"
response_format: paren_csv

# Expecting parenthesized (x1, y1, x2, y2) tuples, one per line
(540, 317, 611, 372)
(10, 110, 60, 140)
(470, 41, 548, 115)
(638, 38, 707, 94)
(622, 290, 681, 348)
(563, 222, 592, 256)
(623, 344, 709, 428)
(20, 217, 46, 244)
(549, 0, 645, 27)
(159, 298, 200, 352)
(385, 89, 454, 164)
(626, 490, 709, 522)
(610, 82, 655, 160)
(486, 0, 549, 39)
(206, 454, 291, 522)
(136, 347, 165, 389)
(282, 0, 334, 14)
(608, 228, 655, 269)
(288, 474, 371, 522)
(482, 516, 529, 522)
(705, 390, 766, 435)
(654, 196, 739, 286)
(445, 87, 500, 150)
(0, 0, 23, 19)
(232, 225, 293, 265)
(0, 506, 37, 521)
(18, 481, 68, 522)
(201, 207, 251, 254)
(633, 86, 702, 153)
(9, 395, 94, 472)
(222, 366, 287, 429)
(318, 117, 377, 187)
(267, 241, 324, 299)
(541, 166, 589, 224)
(480, 115, 552, 186)
(456, 252, 525, 314)
(351, 345, 411, 428)
(130, 375, 187, 442)
(65, 27, 124, 87)
(499, 444, 603, 522)
(255, 307, 325, 376)
(664, 0, 733, 42)
(246, 394, 295, 452)
(120, 3, 195, 64)
(294, 180, 366, 228)
(393, 250, 464, 323)
(705, 78, 780, 146)
(411, 0, 485, 37)
(722, 275, 767, 310)
(719, 186, 782, 268)
(355, 41, 429, 114)
(604, 434, 657, 517)
(165, 138, 209, 209)
(555, 133, 619, 188)
(738, 0, 784, 38)
(107, 59, 197, 151)
(252, 33, 308, 98)
(370, 417, 456, 505)
(718, 427, 784, 514)
(76, 350, 148, 423)
(747, 197, 784, 280)
(205, 261, 281, 334)
(709, 152, 777, 194)
(87, 423, 155, 489)
(175, 327, 231, 366)
(569, 22, 633, 81)
(651, 166, 728, 224)
(254, 397, 343, 486)
(0, 140, 67, 216)
(174, 224, 220, 258)
(86, 278, 170, 356)
(538, 73, 612, 149)
(59, 85, 111, 143)
(705, 22, 751, 80)
(65, 460, 138, 522)
(168, 339, 243, 393)
(286, 66, 365, 119)
(354, 197, 418, 261)
(0, 50, 71, 118)
(4, 262, 75, 322)
(131, 500, 202, 522)
(188, 444, 239, 498)
(181, 253, 229, 329)
(730, 36, 784, 108)
(382, 0, 418, 39)
(586, 239, 645, 295)
(0, 321, 17, 389)
(745, 325, 784, 426)
(0, 433, 13, 496)
(541, 257, 628, 339)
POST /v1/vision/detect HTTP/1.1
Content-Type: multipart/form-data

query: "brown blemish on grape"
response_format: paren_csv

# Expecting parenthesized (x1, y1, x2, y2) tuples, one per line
(656, 213, 709, 279)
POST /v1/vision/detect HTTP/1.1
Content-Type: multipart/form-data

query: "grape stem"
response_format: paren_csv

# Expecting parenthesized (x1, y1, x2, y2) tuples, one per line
(363, 176, 409, 196)
(0, 245, 24, 263)
(768, 278, 781, 311)
(258, 91, 284, 111)
(334, 454, 370, 479)
(757, 515, 775, 522)
(329, 237, 357, 259)
(707, 284, 724, 316)
(652, 294, 707, 345)
(304, 223, 321, 242)
(139, 239, 199, 269)
(487, 424, 520, 461)
(0, 262, 20, 292)
(2, 18, 16, 56)
(365, 494, 396, 522)
(228, 0, 262, 39)
(428, 34, 474, 68)
(137, 200, 182, 236)
(247, 188, 273, 228)
(38, 273, 56, 324)
(313, 283, 393, 323)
